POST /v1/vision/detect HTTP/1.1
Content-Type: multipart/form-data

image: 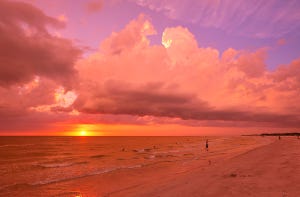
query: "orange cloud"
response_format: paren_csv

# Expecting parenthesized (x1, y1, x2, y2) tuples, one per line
(73, 14, 300, 127)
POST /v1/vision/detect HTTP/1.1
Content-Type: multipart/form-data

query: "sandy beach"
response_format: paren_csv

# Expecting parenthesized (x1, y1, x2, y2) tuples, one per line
(109, 137, 300, 197)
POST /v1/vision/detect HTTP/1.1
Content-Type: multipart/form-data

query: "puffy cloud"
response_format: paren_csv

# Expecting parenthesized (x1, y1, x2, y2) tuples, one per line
(0, 0, 82, 133)
(0, 78, 72, 114)
(100, 14, 156, 55)
(74, 15, 300, 127)
(0, 0, 81, 88)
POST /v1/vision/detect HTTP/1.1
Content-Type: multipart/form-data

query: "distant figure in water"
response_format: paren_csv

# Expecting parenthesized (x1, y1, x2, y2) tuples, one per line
(205, 139, 209, 151)
(278, 136, 281, 140)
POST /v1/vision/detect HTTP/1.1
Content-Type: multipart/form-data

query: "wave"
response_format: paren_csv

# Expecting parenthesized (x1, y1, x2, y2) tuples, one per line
(35, 161, 88, 169)
(0, 165, 142, 192)
(0, 183, 32, 192)
(132, 148, 152, 153)
(90, 154, 107, 159)
(51, 191, 83, 197)
(29, 164, 143, 186)
(144, 155, 156, 159)
(0, 144, 34, 148)
(154, 150, 180, 154)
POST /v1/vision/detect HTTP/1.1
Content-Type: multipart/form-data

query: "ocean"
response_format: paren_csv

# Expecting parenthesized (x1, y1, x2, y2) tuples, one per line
(0, 136, 271, 196)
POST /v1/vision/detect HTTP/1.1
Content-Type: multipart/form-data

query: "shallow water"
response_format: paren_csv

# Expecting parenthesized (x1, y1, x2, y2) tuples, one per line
(0, 136, 271, 196)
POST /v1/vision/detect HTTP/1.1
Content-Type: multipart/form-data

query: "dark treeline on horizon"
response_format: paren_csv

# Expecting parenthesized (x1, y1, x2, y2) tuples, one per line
(243, 132, 300, 136)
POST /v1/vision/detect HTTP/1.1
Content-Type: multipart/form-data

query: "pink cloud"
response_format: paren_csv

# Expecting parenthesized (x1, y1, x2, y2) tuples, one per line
(277, 38, 287, 46)
(0, 0, 81, 133)
(100, 14, 156, 55)
(57, 14, 68, 23)
(0, 0, 81, 88)
(73, 15, 300, 127)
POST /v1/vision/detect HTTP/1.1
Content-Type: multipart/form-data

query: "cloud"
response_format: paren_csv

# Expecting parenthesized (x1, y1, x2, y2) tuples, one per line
(133, 0, 300, 38)
(277, 38, 286, 46)
(57, 14, 68, 23)
(85, 0, 103, 13)
(0, 78, 66, 113)
(0, 0, 81, 88)
(0, 0, 82, 133)
(2, 10, 300, 133)
(74, 15, 300, 127)
(74, 80, 208, 117)
(73, 80, 300, 127)
(100, 14, 156, 55)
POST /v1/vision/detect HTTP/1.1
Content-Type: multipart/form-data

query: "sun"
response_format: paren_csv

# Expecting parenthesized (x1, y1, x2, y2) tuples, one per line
(67, 124, 101, 136)
(79, 130, 87, 136)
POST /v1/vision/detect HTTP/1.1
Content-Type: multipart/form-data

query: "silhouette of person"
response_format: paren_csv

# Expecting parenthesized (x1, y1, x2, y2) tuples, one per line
(278, 136, 281, 140)
(206, 139, 209, 151)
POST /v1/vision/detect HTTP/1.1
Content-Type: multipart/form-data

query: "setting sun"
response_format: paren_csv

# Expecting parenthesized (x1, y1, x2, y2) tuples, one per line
(66, 124, 102, 136)
(80, 130, 87, 136)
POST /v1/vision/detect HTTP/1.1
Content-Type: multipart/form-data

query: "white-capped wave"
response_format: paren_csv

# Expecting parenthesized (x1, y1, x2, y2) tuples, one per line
(36, 161, 87, 168)
(0, 144, 34, 148)
(30, 164, 143, 186)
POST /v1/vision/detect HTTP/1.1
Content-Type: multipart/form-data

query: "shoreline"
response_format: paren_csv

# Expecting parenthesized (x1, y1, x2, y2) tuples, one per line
(111, 137, 300, 197)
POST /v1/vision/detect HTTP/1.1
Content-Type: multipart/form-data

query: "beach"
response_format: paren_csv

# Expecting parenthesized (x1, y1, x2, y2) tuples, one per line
(111, 137, 300, 197)
(1, 136, 299, 196)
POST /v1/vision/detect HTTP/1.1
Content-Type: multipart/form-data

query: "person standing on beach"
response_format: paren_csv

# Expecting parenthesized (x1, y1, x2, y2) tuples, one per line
(205, 139, 209, 151)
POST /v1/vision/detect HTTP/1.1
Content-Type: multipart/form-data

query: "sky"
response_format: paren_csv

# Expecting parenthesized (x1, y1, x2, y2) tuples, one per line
(1, 0, 300, 136)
